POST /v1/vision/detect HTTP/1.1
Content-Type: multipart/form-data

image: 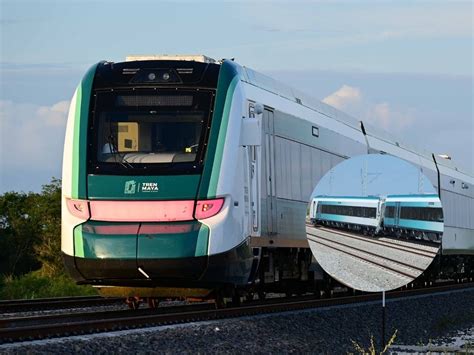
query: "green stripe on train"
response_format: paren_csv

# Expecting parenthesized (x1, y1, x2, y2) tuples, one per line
(71, 63, 98, 199)
(207, 76, 239, 197)
(73, 226, 84, 258)
(87, 174, 201, 200)
(137, 223, 209, 258)
(199, 61, 240, 199)
(73, 221, 209, 259)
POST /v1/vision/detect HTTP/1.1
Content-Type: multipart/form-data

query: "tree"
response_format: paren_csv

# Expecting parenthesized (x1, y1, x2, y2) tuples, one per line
(0, 178, 63, 278)
(0, 191, 41, 276)
(33, 178, 63, 276)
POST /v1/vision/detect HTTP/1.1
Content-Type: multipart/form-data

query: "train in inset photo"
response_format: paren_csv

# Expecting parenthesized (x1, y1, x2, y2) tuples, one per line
(309, 194, 443, 243)
(305, 154, 448, 292)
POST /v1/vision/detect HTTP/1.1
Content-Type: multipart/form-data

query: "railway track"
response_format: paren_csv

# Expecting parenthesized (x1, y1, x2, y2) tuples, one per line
(0, 296, 123, 313)
(317, 226, 439, 258)
(307, 225, 436, 281)
(307, 233, 424, 279)
(1, 282, 472, 344)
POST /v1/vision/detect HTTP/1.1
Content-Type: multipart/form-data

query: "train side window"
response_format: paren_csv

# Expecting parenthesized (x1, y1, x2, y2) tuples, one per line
(312, 126, 319, 137)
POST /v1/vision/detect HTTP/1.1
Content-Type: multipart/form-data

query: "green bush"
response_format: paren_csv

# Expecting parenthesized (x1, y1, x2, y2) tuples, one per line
(0, 272, 97, 300)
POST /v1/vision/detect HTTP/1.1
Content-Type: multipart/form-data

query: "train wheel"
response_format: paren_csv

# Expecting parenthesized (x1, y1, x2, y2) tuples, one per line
(214, 289, 228, 309)
(215, 295, 227, 308)
(245, 292, 255, 302)
(148, 298, 160, 309)
(258, 290, 266, 300)
(126, 296, 141, 310)
(232, 293, 242, 307)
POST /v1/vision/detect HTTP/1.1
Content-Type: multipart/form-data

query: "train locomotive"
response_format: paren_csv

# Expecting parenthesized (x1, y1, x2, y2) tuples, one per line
(383, 194, 443, 242)
(309, 196, 382, 236)
(62, 55, 474, 301)
(310, 194, 443, 242)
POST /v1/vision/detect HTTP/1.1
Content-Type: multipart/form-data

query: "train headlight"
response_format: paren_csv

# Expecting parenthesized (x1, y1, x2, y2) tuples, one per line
(194, 198, 225, 220)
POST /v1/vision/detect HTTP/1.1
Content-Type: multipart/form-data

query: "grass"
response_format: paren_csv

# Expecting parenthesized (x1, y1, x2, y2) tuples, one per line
(0, 271, 97, 300)
(350, 330, 398, 355)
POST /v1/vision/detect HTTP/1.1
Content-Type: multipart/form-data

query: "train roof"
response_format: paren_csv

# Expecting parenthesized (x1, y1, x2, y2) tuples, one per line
(118, 55, 472, 180)
(125, 54, 217, 63)
(237, 65, 472, 177)
(313, 195, 380, 200)
(385, 194, 439, 198)
(385, 195, 442, 202)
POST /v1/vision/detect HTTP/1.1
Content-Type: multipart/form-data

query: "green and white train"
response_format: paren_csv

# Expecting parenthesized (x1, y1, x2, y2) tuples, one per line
(62, 55, 474, 299)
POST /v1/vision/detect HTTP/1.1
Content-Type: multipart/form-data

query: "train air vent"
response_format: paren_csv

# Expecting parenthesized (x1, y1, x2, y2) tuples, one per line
(177, 68, 194, 74)
(122, 68, 139, 75)
(115, 95, 193, 107)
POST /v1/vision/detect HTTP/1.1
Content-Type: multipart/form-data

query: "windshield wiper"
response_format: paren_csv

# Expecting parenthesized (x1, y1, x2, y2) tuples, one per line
(106, 135, 133, 169)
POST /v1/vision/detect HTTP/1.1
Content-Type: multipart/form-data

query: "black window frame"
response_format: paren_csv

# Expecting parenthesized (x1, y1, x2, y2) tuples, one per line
(320, 203, 377, 219)
(400, 206, 443, 222)
(87, 87, 216, 176)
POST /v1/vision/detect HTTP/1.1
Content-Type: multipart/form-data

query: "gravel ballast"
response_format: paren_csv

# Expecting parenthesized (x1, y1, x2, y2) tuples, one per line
(1, 288, 472, 354)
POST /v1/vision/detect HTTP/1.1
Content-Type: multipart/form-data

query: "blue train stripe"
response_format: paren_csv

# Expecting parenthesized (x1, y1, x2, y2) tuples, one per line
(316, 213, 378, 227)
(384, 218, 443, 233)
(384, 201, 442, 208)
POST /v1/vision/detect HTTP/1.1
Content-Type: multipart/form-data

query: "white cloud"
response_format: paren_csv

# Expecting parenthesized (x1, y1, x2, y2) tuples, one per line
(367, 102, 414, 131)
(323, 85, 414, 132)
(0, 100, 70, 172)
(322, 85, 362, 110)
(37, 100, 70, 126)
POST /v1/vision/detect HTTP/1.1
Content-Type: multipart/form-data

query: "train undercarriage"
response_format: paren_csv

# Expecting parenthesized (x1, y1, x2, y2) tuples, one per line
(314, 219, 442, 244)
(94, 246, 473, 309)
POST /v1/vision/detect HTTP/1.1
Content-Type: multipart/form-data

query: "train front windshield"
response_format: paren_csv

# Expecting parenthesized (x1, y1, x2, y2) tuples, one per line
(89, 89, 214, 174)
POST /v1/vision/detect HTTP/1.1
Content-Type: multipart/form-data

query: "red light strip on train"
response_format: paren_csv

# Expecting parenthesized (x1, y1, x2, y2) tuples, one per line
(66, 198, 225, 222)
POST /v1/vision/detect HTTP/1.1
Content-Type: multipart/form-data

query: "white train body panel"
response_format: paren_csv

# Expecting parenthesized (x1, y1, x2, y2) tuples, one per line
(233, 66, 473, 255)
(62, 57, 473, 293)
(61, 88, 80, 257)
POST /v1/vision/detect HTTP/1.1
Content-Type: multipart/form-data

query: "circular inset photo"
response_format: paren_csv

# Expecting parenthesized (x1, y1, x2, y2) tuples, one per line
(306, 154, 443, 292)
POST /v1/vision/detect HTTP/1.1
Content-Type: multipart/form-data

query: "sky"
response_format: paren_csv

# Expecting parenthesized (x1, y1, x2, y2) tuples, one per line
(0, 0, 473, 193)
(312, 154, 436, 198)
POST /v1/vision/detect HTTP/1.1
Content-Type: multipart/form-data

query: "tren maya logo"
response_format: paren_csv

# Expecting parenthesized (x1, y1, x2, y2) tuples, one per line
(124, 180, 159, 194)
(141, 182, 159, 192)
(124, 180, 137, 194)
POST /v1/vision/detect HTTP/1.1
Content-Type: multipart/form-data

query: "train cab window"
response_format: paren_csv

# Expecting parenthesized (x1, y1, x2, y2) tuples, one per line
(90, 89, 214, 174)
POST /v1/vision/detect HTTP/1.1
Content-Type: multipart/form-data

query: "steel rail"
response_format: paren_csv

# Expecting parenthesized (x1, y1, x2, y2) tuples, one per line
(317, 226, 438, 257)
(307, 232, 426, 274)
(0, 296, 122, 313)
(307, 235, 421, 279)
(1, 282, 472, 344)
(0, 302, 214, 330)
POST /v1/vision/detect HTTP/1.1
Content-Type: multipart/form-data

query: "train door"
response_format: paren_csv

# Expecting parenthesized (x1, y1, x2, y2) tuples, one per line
(247, 102, 260, 236)
(263, 108, 277, 235)
(395, 202, 401, 227)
